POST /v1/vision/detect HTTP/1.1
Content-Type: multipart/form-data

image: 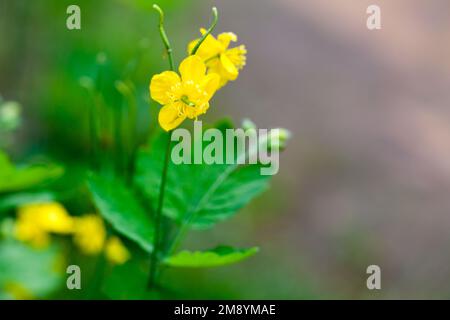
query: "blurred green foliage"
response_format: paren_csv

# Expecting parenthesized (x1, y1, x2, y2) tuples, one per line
(0, 240, 63, 299)
(0, 150, 63, 193)
(0, 0, 188, 161)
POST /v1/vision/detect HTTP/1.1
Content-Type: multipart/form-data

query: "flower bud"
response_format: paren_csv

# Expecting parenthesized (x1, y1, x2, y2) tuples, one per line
(268, 128, 291, 151)
(0, 101, 21, 131)
(79, 76, 94, 90)
(96, 52, 107, 65)
(242, 118, 256, 131)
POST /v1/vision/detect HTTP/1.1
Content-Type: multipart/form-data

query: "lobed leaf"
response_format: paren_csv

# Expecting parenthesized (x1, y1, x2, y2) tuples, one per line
(135, 121, 272, 229)
(87, 174, 154, 253)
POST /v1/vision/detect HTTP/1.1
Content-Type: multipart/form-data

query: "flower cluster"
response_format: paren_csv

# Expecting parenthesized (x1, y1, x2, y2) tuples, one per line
(188, 29, 247, 88)
(14, 202, 130, 265)
(150, 27, 247, 131)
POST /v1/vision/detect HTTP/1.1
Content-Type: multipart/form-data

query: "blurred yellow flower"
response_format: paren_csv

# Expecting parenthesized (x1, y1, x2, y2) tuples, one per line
(13, 203, 129, 263)
(15, 202, 74, 248)
(4, 282, 34, 300)
(72, 214, 106, 255)
(188, 29, 247, 88)
(105, 236, 130, 265)
(150, 55, 220, 131)
(18, 202, 74, 233)
(15, 220, 49, 248)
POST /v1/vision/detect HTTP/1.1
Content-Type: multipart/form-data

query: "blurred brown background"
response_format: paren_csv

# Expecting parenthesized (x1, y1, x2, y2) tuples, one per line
(191, 0, 450, 298)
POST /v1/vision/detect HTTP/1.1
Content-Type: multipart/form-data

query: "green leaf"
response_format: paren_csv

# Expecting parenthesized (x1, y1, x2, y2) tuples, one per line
(164, 246, 259, 268)
(0, 240, 63, 299)
(0, 151, 64, 193)
(135, 122, 272, 229)
(87, 174, 154, 253)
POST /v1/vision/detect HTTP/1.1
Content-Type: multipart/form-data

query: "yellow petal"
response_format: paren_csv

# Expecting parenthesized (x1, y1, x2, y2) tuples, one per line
(158, 102, 186, 131)
(15, 220, 50, 248)
(150, 71, 181, 105)
(217, 32, 237, 49)
(220, 53, 239, 80)
(73, 215, 106, 255)
(201, 73, 220, 99)
(226, 45, 247, 69)
(206, 60, 229, 88)
(187, 28, 224, 60)
(187, 38, 199, 55)
(179, 55, 206, 84)
(199, 102, 210, 115)
(17, 202, 73, 234)
(184, 102, 210, 120)
(105, 237, 130, 265)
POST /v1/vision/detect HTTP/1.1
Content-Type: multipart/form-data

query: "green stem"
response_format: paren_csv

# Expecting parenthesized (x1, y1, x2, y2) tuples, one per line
(190, 7, 218, 56)
(87, 91, 98, 170)
(148, 4, 175, 289)
(113, 102, 124, 177)
(115, 80, 137, 184)
(86, 54, 106, 171)
(94, 54, 108, 173)
(86, 254, 106, 299)
(148, 130, 172, 289)
(153, 4, 174, 71)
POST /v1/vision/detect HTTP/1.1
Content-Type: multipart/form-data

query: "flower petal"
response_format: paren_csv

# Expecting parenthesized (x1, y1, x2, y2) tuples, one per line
(226, 45, 247, 69)
(187, 28, 224, 60)
(220, 53, 239, 80)
(179, 55, 206, 84)
(217, 32, 237, 49)
(187, 38, 200, 55)
(184, 102, 210, 120)
(150, 71, 181, 105)
(199, 102, 210, 115)
(158, 102, 186, 131)
(206, 60, 229, 88)
(201, 73, 220, 99)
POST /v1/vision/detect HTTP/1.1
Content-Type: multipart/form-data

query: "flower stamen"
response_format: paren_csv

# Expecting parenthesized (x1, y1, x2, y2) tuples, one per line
(180, 95, 195, 107)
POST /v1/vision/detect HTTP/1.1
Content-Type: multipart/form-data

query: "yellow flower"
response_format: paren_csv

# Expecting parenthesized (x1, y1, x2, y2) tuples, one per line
(188, 29, 247, 88)
(105, 236, 130, 265)
(15, 202, 74, 248)
(150, 55, 220, 131)
(18, 202, 74, 233)
(15, 220, 49, 248)
(72, 215, 106, 255)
